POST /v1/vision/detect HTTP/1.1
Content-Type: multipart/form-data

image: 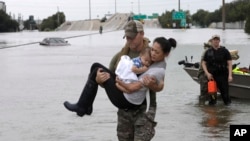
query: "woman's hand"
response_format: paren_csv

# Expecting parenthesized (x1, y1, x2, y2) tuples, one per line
(142, 75, 156, 87)
(205, 72, 213, 80)
(95, 68, 110, 85)
(142, 75, 163, 92)
(116, 77, 142, 94)
(228, 75, 233, 82)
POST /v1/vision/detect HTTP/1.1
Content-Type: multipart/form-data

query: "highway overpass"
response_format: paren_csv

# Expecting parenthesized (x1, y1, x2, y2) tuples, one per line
(57, 13, 161, 31)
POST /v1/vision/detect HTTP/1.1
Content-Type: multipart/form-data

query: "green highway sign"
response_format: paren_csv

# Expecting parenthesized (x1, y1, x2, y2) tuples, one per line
(181, 19, 186, 27)
(172, 12, 186, 20)
(133, 14, 147, 20)
(152, 13, 159, 18)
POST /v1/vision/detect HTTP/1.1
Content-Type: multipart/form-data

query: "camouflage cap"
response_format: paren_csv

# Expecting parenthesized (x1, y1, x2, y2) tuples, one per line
(123, 20, 144, 39)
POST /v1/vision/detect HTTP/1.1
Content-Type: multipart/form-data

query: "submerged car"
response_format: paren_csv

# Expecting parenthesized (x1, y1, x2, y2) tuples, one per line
(39, 37, 70, 46)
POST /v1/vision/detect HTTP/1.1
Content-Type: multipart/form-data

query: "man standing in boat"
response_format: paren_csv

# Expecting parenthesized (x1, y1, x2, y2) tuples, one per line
(201, 35, 233, 105)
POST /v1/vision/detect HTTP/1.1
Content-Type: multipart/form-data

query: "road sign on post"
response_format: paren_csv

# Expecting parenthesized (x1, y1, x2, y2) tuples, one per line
(181, 19, 186, 27)
(172, 11, 186, 27)
(172, 12, 186, 20)
(133, 14, 147, 20)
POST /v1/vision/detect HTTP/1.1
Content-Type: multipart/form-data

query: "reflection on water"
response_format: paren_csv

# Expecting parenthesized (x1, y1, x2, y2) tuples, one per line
(195, 97, 250, 141)
(198, 103, 232, 140)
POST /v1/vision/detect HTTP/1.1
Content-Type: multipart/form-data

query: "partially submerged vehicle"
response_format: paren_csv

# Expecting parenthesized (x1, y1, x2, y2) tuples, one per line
(39, 37, 70, 46)
(178, 56, 250, 99)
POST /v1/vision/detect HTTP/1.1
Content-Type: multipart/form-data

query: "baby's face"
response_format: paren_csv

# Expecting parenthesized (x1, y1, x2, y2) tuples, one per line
(141, 55, 152, 67)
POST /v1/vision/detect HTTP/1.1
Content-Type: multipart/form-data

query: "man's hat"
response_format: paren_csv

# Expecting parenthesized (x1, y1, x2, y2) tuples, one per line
(211, 34, 220, 40)
(123, 20, 144, 39)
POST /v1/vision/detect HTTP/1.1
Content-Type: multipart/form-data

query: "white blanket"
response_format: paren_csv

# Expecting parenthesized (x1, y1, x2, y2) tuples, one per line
(115, 55, 138, 82)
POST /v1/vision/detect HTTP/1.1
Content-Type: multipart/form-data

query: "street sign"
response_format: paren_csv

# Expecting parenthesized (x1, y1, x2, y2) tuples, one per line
(172, 12, 186, 20)
(133, 14, 147, 20)
(181, 19, 186, 27)
(152, 13, 159, 18)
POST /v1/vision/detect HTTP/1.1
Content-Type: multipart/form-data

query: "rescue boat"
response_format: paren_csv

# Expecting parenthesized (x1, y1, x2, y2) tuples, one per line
(178, 58, 250, 99)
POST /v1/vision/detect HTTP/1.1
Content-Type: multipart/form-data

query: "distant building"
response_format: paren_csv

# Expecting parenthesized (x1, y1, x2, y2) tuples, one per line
(29, 15, 34, 21)
(0, 1, 6, 12)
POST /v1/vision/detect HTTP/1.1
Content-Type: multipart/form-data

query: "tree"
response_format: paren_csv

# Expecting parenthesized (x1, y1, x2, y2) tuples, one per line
(0, 11, 19, 32)
(244, 1, 250, 34)
(185, 10, 192, 27)
(39, 12, 65, 31)
(191, 0, 250, 28)
(245, 14, 250, 34)
(158, 10, 174, 28)
(192, 9, 210, 27)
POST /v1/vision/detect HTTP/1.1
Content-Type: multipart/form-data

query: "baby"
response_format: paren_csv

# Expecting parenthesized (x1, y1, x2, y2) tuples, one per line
(115, 47, 152, 83)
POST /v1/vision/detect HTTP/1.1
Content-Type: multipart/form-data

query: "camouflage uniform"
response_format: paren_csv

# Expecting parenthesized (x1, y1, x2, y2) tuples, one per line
(117, 105, 157, 141)
(198, 66, 209, 101)
(109, 38, 157, 141)
(198, 41, 212, 101)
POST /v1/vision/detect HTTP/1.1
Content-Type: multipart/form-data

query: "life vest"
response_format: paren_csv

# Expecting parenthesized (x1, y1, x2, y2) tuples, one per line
(205, 47, 229, 74)
(233, 67, 250, 75)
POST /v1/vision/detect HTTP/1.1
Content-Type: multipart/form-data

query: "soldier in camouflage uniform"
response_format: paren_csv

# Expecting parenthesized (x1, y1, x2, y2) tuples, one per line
(63, 20, 157, 140)
(108, 20, 156, 141)
(92, 20, 155, 141)
(198, 39, 212, 101)
(97, 21, 176, 141)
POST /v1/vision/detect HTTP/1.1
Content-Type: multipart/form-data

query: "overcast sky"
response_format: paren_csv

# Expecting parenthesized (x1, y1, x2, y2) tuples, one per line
(3, 0, 234, 21)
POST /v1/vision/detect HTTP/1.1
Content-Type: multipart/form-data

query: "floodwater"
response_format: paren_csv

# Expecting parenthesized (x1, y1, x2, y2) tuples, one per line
(0, 28, 250, 141)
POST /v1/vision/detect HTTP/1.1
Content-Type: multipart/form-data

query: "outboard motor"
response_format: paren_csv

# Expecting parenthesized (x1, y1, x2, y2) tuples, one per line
(232, 62, 240, 70)
(194, 62, 200, 68)
(178, 60, 186, 65)
(178, 56, 200, 68)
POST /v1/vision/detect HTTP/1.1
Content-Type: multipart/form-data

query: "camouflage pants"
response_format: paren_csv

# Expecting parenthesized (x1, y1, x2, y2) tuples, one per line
(117, 105, 157, 141)
(198, 73, 209, 100)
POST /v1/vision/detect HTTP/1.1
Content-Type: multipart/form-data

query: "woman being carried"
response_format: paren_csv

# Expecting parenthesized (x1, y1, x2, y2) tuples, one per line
(63, 37, 177, 117)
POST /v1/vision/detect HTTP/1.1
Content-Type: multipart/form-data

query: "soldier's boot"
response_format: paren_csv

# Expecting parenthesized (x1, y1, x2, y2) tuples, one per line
(64, 80, 98, 117)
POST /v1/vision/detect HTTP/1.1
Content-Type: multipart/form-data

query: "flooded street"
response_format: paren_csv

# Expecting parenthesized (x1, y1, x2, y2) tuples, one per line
(0, 28, 250, 141)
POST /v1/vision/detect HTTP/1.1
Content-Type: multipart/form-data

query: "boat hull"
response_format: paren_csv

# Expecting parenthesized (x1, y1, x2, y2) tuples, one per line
(183, 67, 250, 99)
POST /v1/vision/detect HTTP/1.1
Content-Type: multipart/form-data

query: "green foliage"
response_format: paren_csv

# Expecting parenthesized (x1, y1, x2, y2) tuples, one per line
(40, 12, 65, 31)
(245, 14, 250, 34)
(158, 10, 174, 28)
(0, 11, 19, 32)
(192, 9, 210, 27)
(191, 0, 250, 27)
(226, 0, 250, 22)
(158, 0, 250, 29)
(243, 0, 250, 34)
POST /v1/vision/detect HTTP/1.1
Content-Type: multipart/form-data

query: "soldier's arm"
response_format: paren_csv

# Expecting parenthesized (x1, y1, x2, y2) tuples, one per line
(109, 52, 120, 72)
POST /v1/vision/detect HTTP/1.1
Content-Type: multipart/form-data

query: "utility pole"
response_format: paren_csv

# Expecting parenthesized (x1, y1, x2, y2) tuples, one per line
(138, 0, 140, 14)
(115, 0, 117, 13)
(222, 0, 225, 30)
(57, 6, 60, 26)
(178, 0, 180, 11)
(131, 2, 133, 13)
(89, 0, 91, 20)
